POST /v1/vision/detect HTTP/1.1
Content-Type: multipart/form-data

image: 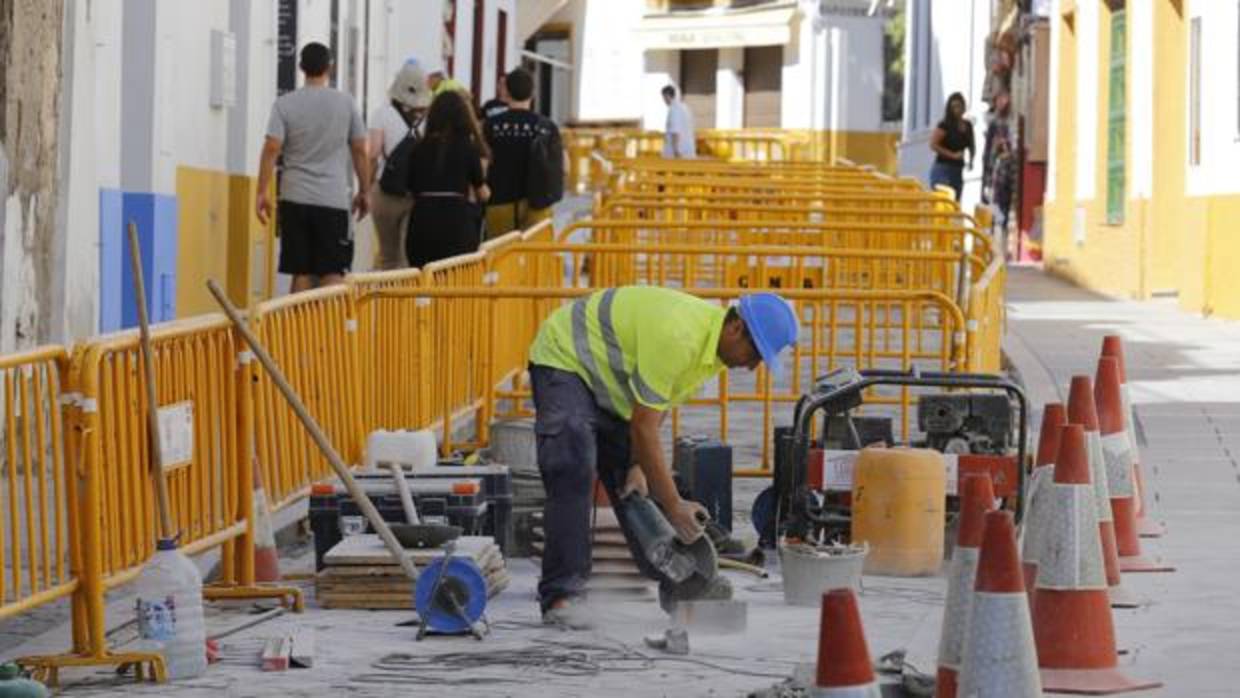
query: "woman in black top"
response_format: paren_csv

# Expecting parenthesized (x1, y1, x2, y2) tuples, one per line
(928, 92, 975, 201)
(405, 89, 491, 268)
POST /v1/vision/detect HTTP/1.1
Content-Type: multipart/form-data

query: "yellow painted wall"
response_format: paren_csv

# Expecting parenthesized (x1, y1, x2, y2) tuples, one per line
(176, 166, 275, 317)
(176, 166, 232, 317)
(1201, 195, 1240, 318)
(1045, 3, 1148, 300)
(1151, 0, 1191, 301)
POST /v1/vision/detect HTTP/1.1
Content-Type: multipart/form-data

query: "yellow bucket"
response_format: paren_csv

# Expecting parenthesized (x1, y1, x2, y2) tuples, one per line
(850, 447, 946, 576)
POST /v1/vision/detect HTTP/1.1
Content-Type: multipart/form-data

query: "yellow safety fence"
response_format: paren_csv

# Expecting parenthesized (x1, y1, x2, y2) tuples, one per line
(3, 130, 1005, 684)
(355, 285, 967, 472)
(0, 348, 77, 627)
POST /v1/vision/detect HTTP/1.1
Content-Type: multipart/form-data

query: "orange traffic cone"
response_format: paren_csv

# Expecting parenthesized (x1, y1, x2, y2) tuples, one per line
(935, 472, 996, 698)
(1033, 424, 1162, 694)
(252, 460, 281, 583)
(813, 588, 881, 697)
(1021, 402, 1066, 611)
(1096, 357, 1173, 574)
(1067, 377, 1134, 606)
(1101, 335, 1165, 538)
(957, 510, 1041, 697)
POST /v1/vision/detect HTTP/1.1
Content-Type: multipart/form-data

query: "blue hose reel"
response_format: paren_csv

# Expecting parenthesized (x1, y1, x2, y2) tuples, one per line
(414, 552, 489, 640)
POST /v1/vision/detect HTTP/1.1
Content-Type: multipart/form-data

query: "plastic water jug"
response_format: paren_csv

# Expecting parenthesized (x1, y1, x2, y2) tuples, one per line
(850, 447, 946, 576)
(0, 664, 48, 698)
(132, 539, 207, 680)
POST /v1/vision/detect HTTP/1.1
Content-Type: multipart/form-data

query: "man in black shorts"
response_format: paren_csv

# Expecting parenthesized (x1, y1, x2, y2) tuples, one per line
(257, 42, 370, 292)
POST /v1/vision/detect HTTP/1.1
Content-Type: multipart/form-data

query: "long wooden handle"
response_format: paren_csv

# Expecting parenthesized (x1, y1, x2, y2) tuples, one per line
(205, 279, 419, 581)
(388, 464, 421, 525)
(127, 221, 175, 541)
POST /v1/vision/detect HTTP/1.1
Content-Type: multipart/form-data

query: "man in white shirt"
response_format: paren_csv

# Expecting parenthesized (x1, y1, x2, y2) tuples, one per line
(661, 85, 696, 159)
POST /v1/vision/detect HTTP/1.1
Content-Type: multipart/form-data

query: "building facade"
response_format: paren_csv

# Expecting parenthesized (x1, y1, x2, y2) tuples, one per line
(898, 0, 995, 208)
(532, 0, 899, 171)
(1042, 0, 1240, 318)
(4, 0, 521, 347)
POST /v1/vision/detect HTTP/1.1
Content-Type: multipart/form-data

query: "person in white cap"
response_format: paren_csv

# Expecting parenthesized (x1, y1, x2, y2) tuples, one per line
(368, 60, 431, 270)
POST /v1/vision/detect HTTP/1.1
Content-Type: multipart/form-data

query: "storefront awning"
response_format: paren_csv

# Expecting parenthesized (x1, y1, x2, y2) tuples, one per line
(636, 4, 799, 51)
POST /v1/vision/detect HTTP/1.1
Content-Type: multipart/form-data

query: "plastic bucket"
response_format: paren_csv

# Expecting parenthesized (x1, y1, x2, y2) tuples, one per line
(778, 542, 869, 607)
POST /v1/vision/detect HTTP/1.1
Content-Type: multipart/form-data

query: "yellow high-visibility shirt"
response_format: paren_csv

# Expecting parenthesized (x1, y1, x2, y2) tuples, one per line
(528, 286, 726, 420)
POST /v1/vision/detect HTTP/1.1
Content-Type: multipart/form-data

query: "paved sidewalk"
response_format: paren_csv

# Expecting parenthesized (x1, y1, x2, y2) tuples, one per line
(1004, 266, 1240, 696)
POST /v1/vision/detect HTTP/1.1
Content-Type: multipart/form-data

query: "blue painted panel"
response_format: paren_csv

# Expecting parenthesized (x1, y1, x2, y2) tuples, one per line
(116, 192, 179, 329)
(99, 189, 125, 332)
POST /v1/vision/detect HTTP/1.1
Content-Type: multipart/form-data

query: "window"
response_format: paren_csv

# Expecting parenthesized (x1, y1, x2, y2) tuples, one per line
(1105, 5, 1126, 225)
(1189, 16, 1202, 165)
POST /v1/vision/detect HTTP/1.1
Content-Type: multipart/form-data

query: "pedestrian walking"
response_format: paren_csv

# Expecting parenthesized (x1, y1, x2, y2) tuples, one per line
(983, 92, 1017, 254)
(527, 287, 798, 629)
(483, 67, 564, 237)
(661, 85, 696, 159)
(368, 60, 431, 270)
(481, 74, 510, 121)
(405, 89, 491, 268)
(928, 92, 975, 202)
(257, 42, 369, 293)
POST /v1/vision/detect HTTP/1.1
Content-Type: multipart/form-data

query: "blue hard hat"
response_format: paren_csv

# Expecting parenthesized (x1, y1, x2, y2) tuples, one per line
(737, 293, 799, 379)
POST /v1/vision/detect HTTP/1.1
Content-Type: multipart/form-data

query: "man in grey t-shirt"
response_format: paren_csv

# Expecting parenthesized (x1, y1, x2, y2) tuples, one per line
(257, 42, 370, 293)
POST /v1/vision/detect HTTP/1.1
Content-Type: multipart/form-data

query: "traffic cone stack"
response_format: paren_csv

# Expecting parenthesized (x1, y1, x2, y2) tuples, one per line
(1067, 376, 1133, 606)
(252, 460, 281, 583)
(812, 588, 881, 698)
(1021, 402, 1066, 612)
(1095, 357, 1174, 574)
(1101, 335, 1165, 538)
(1033, 424, 1162, 694)
(934, 472, 996, 698)
(956, 510, 1042, 697)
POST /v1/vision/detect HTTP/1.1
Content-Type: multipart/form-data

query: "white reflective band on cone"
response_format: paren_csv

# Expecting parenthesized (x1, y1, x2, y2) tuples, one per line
(937, 546, 981, 670)
(809, 683, 881, 698)
(1085, 431, 1115, 522)
(1101, 432, 1137, 497)
(253, 488, 276, 546)
(1020, 465, 1053, 565)
(1036, 483, 1106, 591)
(958, 592, 1043, 697)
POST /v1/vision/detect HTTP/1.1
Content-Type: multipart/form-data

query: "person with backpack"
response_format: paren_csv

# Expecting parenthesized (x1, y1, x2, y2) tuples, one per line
(368, 60, 431, 270)
(404, 89, 491, 268)
(483, 67, 564, 238)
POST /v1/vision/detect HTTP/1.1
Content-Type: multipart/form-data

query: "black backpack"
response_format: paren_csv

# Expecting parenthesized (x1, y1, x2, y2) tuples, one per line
(525, 116, 564, 209)
(378, 108, 421, 196)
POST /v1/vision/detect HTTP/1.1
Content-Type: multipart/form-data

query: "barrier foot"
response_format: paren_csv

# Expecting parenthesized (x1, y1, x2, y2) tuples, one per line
(204, 583, 305, 612)
(16, 650, 167, 688)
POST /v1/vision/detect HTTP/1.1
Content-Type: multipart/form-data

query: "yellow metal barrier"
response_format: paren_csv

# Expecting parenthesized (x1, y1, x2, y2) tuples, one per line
(252, 286, 363, 511)
(0, 347, 77, 624)
(357, 286, 967, 471)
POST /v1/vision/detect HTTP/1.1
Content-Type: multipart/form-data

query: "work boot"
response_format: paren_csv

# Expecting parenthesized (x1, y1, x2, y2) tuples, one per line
(541, 596, 594, 631)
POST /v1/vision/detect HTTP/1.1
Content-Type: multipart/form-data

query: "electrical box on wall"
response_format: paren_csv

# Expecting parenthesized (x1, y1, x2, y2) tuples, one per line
(210, 29, 237, 109)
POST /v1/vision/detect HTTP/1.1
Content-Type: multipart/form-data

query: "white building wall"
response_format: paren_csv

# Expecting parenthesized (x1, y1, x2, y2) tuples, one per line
(642, 51, 679, 131)
(1184, 0, 1240, 197)
(818, 10, 885, 131)
(898, 0, 992, 208)
(574, 0, 645, 124)
(1073, 0, 1098, 200)
(716, 47, 745, 129)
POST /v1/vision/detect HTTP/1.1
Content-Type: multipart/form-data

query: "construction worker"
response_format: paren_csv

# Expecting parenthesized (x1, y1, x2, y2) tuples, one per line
(528, 287, 799, 628)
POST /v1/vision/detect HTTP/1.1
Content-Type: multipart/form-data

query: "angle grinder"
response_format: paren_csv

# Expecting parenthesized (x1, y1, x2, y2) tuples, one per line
(615, 493, 733, 613)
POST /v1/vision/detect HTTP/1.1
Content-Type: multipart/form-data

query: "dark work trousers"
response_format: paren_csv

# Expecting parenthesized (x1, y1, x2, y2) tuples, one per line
(529, 363, 664, 611)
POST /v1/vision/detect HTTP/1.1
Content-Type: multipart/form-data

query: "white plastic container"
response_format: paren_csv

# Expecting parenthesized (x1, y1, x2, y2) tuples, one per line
(132, 539, 207, 680)
(778, 542, 868, 607)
